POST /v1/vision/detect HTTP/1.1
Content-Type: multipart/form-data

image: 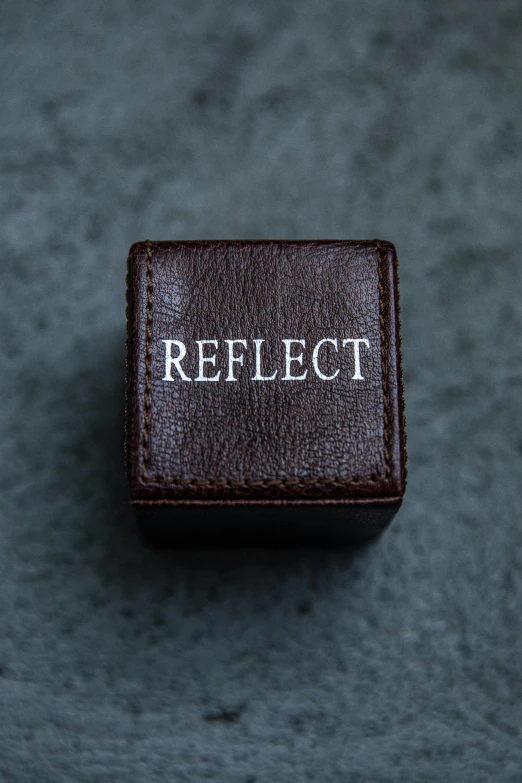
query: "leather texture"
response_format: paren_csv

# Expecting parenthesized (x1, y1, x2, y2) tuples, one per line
(125, 240, 406, 539)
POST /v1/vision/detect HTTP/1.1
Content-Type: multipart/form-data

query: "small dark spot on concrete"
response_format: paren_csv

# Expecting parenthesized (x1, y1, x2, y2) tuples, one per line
(121, 607, 134, 619)
(0, 664, 5, 676)
(298, 601, 311, 614)
(204, 706, 243, 724)
(373, 29, 393, 46)
(229, 33, 254, 59)
(427, 176, 442, 194)
(449, 49, 482, 71)
(128, 700, 142, 716)
(290, 716, 305, 733)
(192, 89, 209, 107)
(86, 216, 103, 243)
(442, 385, 466, 405)
(204, 31, 222, 46)
(488, 64, 504, 78)
(89, 594, 107, 610)
(153, 613, 165, 627)
(468, 110, 484, 124)
(260, 86, 291, 111)
(40, 98, 59, 119)
(431, 14, 447, 28)
(456, 335, 476, 354)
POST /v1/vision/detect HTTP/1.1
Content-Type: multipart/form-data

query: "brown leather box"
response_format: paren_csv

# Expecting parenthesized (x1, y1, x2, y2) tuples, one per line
(125, 240, 407, 545)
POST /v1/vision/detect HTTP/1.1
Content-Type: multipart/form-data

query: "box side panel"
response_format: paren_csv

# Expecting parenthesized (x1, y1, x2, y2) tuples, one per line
(133, 499, 403, 546)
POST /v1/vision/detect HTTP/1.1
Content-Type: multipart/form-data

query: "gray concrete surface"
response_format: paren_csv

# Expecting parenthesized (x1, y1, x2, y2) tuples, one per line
(1, 1, 522, 780)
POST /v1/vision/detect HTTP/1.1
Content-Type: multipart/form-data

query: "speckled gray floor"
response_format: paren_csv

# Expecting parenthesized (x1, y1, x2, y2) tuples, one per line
(1, 1, 522, 781)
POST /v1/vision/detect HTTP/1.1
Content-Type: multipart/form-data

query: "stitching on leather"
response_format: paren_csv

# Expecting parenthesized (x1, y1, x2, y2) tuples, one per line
(393, 247, 408, 485)
(141, 241, 154, 480)
(377, 241, 392, 480)
(140, 242, 392, 488)
(124, 266, 129, 474)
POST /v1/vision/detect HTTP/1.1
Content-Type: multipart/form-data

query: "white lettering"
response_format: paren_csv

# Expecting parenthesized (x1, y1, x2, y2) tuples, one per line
(282, 339, 308, 381)
(251, 339, 278, 381)
(225, 339, 247, 381)
(161, 337, 371, 382)
(195, 340, 221, 382)
(312, 338, 339, 381)
(342, 338, 370, 380)
(162, 339, 191, 381)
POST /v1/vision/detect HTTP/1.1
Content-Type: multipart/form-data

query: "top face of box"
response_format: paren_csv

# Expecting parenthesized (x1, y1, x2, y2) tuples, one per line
(126, 240, 406, 505)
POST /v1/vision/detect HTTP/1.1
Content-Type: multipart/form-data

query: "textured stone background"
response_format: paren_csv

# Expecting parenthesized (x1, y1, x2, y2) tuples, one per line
(1, 1, 522, 780)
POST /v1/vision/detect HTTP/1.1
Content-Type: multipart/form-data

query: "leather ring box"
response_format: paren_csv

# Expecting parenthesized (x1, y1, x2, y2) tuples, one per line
(125, 240, 407, 545)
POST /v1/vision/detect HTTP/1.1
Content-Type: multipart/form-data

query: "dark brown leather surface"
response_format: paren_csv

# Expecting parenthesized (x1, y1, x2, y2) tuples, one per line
(126, 240, 406, 534)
